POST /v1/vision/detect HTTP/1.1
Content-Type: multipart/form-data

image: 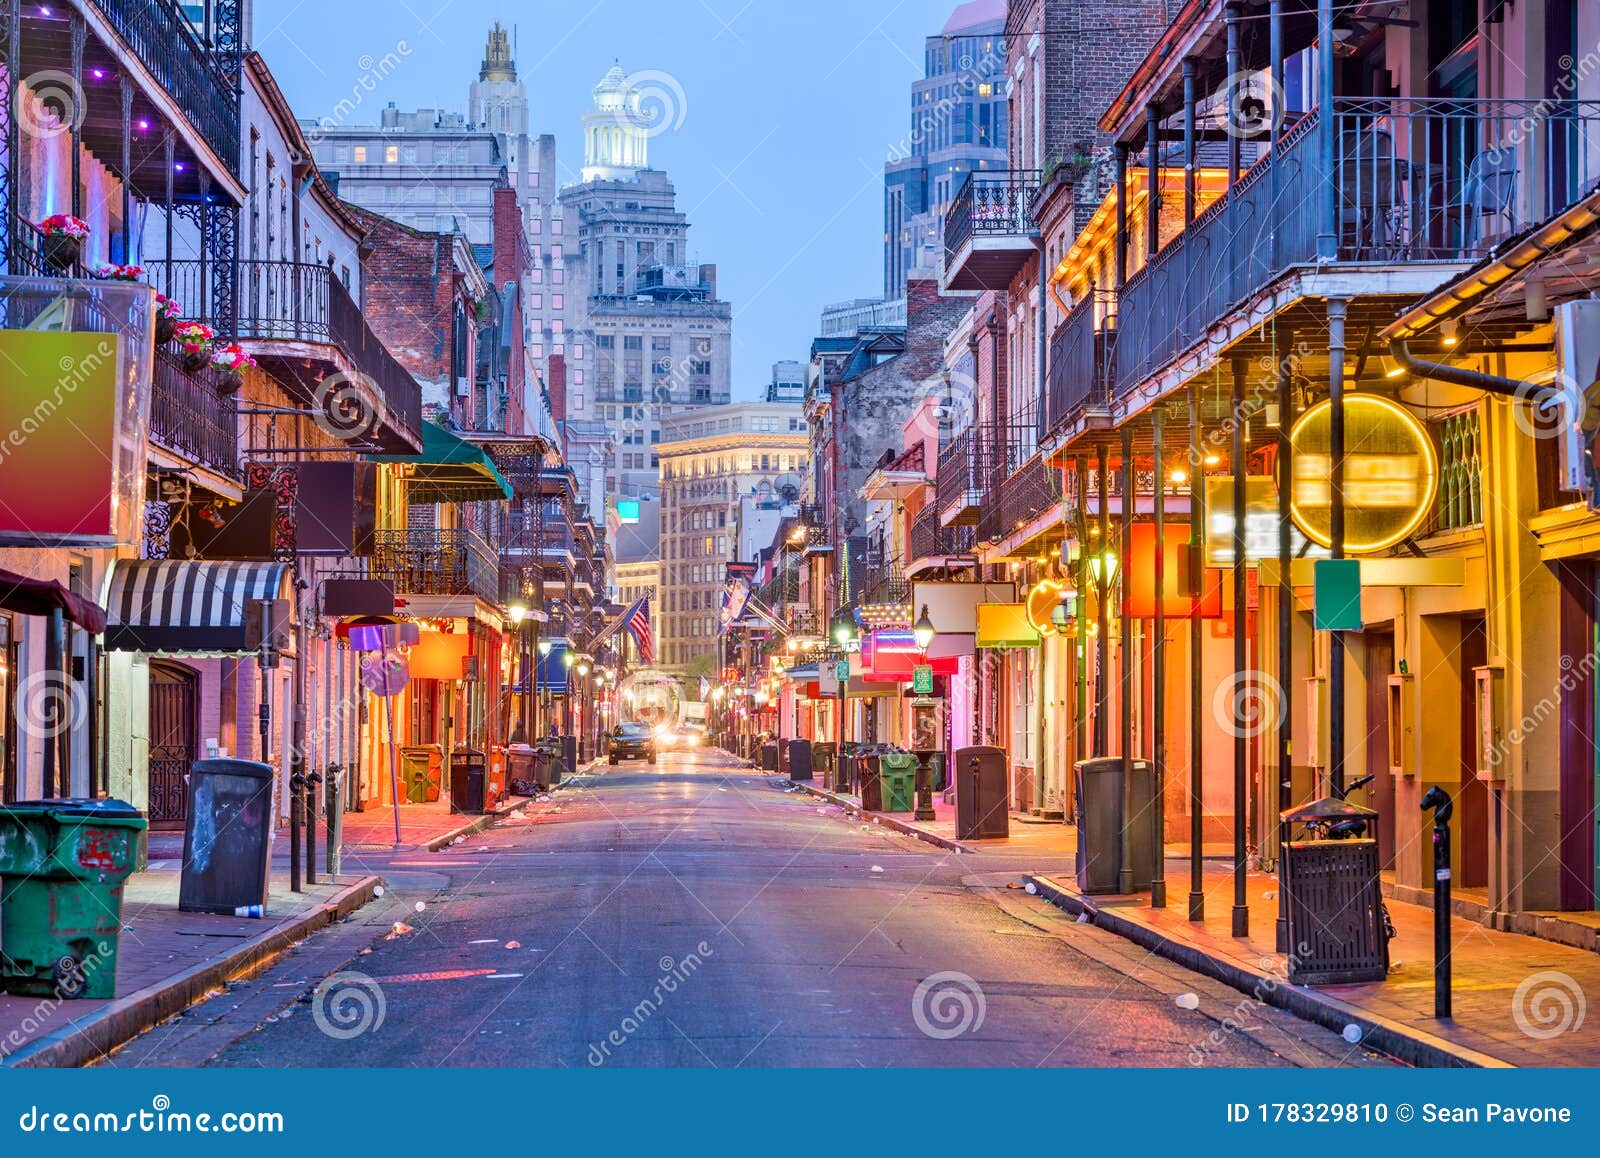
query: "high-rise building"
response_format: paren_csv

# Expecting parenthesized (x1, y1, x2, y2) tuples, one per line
(768, 361, 806, 403)
(560, 64, 734, 507)
(656, 403, 808, 675)
(883, 0, 1008, 299)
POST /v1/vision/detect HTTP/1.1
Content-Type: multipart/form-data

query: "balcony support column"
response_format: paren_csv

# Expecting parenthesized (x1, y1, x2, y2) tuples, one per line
(1182, 59, 1197, 226)
(1118, 425, 1135, 895)
(1328, 298, 1349, 794)
(69, 10, 83, 221)
(1275, 320, 1296, 953)
(1152, 407, 1167, 908)
(163, 129, 175, 297)
(1187, 382, 1205, 922)
(1095, 442, 1110, 756)
(1226, 2, 1242, 188)
(1316, 0, 1337, 260)
(1269, 0, 1285, 271)
(119, 75, 132, 261)
(1230, 355, 1249, 939)
(1113, 143, 1129, 294)
(1145, 105, 1161, 258)
(1075, 455, 1090, 772)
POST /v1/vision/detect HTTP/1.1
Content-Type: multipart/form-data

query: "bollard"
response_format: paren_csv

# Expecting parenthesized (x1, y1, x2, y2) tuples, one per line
(305, 767, 322, 884)
(1420, 785, 1454, 1020)
(325, 763, 342, 878)
(288, 768, 305, 893)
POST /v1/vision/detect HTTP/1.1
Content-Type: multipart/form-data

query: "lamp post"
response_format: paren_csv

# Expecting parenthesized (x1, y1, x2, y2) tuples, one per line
(912, 604, 938, 822)
(536, 636, 552, 741)
(508, 603, 530, 744)
(1087, 546, 1118, 756)
(832, 610, 857, 757)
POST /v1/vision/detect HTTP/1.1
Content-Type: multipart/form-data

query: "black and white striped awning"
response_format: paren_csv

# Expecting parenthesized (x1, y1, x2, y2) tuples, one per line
(104, 560, 293, 654)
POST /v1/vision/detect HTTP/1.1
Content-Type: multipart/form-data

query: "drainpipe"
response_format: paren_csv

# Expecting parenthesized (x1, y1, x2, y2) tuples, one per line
(1389, 338, 1554, 402)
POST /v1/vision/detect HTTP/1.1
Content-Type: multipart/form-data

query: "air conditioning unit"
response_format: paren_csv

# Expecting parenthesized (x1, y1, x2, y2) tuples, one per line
(1554, 299, 1600, 494)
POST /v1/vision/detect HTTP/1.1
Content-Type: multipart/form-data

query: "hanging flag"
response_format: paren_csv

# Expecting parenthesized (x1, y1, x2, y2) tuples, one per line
(719, 576, 752, 633)
(624, 597, 655, 665)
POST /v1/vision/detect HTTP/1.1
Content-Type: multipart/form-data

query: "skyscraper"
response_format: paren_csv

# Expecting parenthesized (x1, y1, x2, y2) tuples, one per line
(883, 0, 1009, 299)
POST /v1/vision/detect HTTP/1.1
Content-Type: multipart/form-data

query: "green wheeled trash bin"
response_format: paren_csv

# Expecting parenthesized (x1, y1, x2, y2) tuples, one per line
(0, 799, 147, 999)
(879, 752, 918, 812)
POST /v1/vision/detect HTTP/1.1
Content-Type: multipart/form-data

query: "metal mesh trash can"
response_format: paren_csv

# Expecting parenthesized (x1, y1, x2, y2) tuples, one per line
(1073, 757, 1155, 895)
(788, 739, 814, 782)
(450, 748, 487, 814)
(1280, 797, 1389, 984)
(953, 746, 1009, 839)
(812, 742, 836, 787)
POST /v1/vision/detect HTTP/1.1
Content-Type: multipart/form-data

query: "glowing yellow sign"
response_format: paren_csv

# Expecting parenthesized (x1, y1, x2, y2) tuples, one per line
(1288, 394, 1438, 554)
(1025, 579, 1065, 637)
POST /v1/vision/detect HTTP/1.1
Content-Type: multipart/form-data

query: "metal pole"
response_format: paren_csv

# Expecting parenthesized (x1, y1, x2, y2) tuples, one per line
(41, 608, 64, 798)
(1275, 322, 1296, 953)
(1152, 409, 1168, 908)
(1188, 385, 1206, 922)
(1230, 357, 1248, 938)
(1328, 299, 1349, 794)
(1182, 58, 1197, 226)
(1316, 0, 1337, 260)
(1226, 3, 1243, 188)
(383, 646, 402, 846)
(1113, 145, 1130, 293)
(1118, 426, 1135, 894)
(1421, 786, 1454, 1019)
(1096, 443, 1110, 755)
(326, 762, 341, 877)
(1269, 0, 1285, 271)
(1145, 105, 1161, 257)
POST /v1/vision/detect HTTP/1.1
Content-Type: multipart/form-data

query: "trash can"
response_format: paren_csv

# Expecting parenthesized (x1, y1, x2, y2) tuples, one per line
(778, 739, 790, 777)
(450, 748, 487, 814)
(1279, 797, 1389, 984)
(400, 745, 443, 803)
(0, 799, 146, 998)
(179, 758, 274, 916)
(913, 749, 947, 794)
(1073, 757, 1155, 895)
(788, 738, 814, 782)
(560, 736, 577, 782)
(507, 744, 538, 796)
(857, 749, 884, 810)
(812, 742, 836, 788)
(761, 740, 779, 771)
(953, 746, 1010, 839)
(880, 751, 917, 812)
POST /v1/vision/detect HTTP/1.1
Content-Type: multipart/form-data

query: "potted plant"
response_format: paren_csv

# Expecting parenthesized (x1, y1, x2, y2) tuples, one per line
(89, 261, 143, 282)
(154, 293, 182, 344)
(173, 320, 215, 373)
(210, 343, 256, 394)
(35, 214, 89, 271)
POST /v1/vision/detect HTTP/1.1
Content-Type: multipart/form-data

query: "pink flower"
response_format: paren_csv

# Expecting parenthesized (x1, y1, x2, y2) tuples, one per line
(36, 214, 89, 239)
(210, 343, 256, 374)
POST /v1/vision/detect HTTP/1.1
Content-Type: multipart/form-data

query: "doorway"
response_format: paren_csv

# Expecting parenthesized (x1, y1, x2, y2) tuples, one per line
(1457, 617, 1489, 889)
(147, 660, 199, 827)
(1364, 628, 1396, 868)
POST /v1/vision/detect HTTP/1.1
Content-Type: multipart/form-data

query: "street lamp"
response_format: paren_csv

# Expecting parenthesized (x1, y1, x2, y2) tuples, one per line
(538, 637, 553, 658)
(910, 604, 939, 823)
(912, 604, 936, 652)
(832, 610, 857, 649)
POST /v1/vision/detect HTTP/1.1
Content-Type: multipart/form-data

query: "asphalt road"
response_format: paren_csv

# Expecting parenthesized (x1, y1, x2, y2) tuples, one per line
(106, 747, 1388, 1069)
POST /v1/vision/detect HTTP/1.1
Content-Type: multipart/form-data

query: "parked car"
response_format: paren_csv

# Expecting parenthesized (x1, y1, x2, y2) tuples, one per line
(609, 722, 655, 765)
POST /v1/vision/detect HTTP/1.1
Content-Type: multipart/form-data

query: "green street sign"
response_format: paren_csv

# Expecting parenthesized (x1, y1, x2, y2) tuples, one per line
(835, 659, 850, 681)
(912, 664, 934, 695)
(1314, 559, 1363, 631)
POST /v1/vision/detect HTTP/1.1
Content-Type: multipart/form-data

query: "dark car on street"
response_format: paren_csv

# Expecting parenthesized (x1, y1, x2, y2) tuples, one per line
(609, 722, 655, 765)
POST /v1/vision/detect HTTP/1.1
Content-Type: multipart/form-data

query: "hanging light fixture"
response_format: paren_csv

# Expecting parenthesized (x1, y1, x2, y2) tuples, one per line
(912, 604, 936, 652)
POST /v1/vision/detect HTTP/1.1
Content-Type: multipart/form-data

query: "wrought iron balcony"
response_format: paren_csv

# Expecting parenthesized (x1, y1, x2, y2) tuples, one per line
(1113, 96, 1600, 398)
(147, 259, 422, 450)
(371, 528, 499, 603)
(936, 428, 982, 526)
(861, 555, 908, 606)
(977, 445, 1061, 550)
(148, 344, 241, 482)
(1043, 290, 1117, 440)
(943, 170, 1040, 291)
(907, 504, 975, 574)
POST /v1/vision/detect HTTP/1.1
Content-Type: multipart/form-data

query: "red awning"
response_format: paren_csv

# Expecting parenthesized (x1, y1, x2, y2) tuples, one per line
(0, 567, 106, 632)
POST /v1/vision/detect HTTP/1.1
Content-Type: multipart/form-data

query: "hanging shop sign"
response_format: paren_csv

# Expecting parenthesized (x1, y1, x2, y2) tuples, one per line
(975, 603, 1040, 649)
(1288, 394, 1439, 554)
(1128, 523, 1224, 618)
(1204, 476, 1327, 568)
(1313, 559, 1364, 631)
(908, 581, 1019, 635)
(1025, 579, 1065, 637)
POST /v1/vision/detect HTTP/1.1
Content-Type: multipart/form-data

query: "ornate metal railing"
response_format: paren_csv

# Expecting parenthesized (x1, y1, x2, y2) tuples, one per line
(861, 554, 908, 605)
(148, 344, 241, 481)
(371, 529, 499, 603)
(908, 503, 974, 565)
(1044, 290, 1116, 438)
(945, 169, 1040, 262)
(936, 428, 982, 524)
(978, 450, 1062, 546)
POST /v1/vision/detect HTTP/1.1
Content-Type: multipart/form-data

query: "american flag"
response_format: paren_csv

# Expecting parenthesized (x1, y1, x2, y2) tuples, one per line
(624, 597, 655, 665)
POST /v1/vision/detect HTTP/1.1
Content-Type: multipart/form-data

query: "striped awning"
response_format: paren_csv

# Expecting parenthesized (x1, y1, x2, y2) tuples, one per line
(104, 560, 294, 654)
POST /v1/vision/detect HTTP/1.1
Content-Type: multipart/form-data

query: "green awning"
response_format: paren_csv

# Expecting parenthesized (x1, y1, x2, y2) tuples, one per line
(369, 422, 513, 503)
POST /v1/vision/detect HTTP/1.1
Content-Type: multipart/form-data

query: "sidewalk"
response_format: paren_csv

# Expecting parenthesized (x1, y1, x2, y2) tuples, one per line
(0, 791, 539, 1068)
(795, 775, 1600, 1068)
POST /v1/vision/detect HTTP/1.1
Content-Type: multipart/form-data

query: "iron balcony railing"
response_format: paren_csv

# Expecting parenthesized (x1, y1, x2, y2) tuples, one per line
(862, 554, 908, 605)
(944, 169, 1041, 263)
(84, 0, 241, 174)
(371, 529, 500, 603)
(936, 428, 982, 524)
(1114, 96, 1600, 397)
(1044, 290, 1117, 439)
(978, 449, 1061, 547)
(149, 259, 421, 446)
(148, 344, 241, 481)
(908, 503, 974, 565)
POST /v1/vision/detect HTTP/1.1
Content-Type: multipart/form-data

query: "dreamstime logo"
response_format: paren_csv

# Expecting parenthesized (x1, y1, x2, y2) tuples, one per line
(1214, 70, 1284, 140)
(16, 669, 88, 742)
(1511, 971, 1586, 1040)
(1212, 670, 1285, 740)
(312, 371, 386, 442)
(1509, 372, 1584, 442)
(16, 70, 85, 141)
(912, 367, 978, 435)
(311, 971, 386, 1041)
(911, 971, 986, 1040)
(622, 70, 688, 139)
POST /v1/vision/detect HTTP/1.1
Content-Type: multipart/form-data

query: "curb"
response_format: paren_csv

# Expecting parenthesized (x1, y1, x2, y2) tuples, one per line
(422, 795, 532, 852)
(794, 782, 974, 854)
(1023, 872, 1513, 1070)
(4, 875, 383, 1069)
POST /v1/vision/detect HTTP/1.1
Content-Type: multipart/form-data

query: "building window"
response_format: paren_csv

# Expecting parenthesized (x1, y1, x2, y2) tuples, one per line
(353, 145, 368, 163)
(384, 145, 398, 163)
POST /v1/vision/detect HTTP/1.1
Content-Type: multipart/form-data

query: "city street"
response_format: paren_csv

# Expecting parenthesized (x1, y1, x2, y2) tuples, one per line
(104, 749, 1383, 1069)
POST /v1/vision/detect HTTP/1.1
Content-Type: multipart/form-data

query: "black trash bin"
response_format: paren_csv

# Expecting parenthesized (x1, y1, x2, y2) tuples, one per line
(1279, 797, 1389, 984)
(857, 748, 885, 810)
(450, 748, 487, 814)
(761, 740, 779, 771)
(778, 739, 790, 776)
(953, 746, 1009, 839)
(560, 736, 577, 782)
(788, 739, 814, 782)
(507, 744, 538, 795)
(1073, 757, 1154, 895)
(812, 742, 836, 788)
(180, 759, 274, 915)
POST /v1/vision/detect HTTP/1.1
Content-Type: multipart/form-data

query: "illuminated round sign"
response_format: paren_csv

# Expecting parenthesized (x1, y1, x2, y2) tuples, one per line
(1287, 394, 1438, 554)
(1025, 579, 1065, 637)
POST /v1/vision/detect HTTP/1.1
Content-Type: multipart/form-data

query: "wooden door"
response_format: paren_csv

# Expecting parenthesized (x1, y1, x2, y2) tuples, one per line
(1364, 630, 1396, 868)
(1457, 617, 1489, 889)
(147, 660, 199, 827)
